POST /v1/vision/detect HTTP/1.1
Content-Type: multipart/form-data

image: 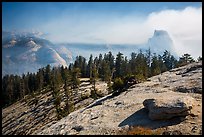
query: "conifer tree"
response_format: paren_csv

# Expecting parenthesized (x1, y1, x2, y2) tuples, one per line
(107, 51, 115, 71)
(115, 52, 124, 78)
(151, 53, 161, 76)
(98, 53, 103, 78)
(51, 75, 62, 120)
(177, 53, 195, 67)
(88, 54, 93, 83)
(63, 78, 74, 115)
(91, 63, 98, 99)
(158, 55, 167, 73)
(146, 48, 152, 77)
(101, 60, 111, 82)
(44, 64, 51, 86)
(135, 50, 148, 80)
(70, 67, 81, 89)
(129, 52, 137, 75)
(36, 68, 44, 92)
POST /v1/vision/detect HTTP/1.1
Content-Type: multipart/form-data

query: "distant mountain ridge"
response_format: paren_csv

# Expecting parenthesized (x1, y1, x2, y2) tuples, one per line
(2, 30, 176, 76)
(2, 31, 72, 76)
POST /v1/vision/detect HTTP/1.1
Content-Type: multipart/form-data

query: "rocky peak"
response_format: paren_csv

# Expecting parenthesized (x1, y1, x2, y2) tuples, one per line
(153, 30, 169, 37)
(147, 29, 175, 56)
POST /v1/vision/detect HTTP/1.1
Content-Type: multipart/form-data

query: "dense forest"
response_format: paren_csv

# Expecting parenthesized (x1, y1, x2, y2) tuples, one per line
(2, 49, 201, 111)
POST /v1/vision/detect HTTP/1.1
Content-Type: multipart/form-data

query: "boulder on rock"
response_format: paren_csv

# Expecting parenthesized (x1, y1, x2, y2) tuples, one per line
(72, 125, 84, 132)
(143, 97, 194, 120)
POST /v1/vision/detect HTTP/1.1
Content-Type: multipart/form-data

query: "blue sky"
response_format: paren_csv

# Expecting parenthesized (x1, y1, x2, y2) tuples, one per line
(2, 2, 201, 31)
(2, 2, 202, 58)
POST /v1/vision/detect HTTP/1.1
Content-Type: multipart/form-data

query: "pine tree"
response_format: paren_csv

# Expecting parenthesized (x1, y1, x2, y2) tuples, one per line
(107, 51, 115, 71)
(68, 63, 74, 71)
(51, 76, 62, 120)
(151, 53, 161, 76)
(145, 48, 152, 77)
(81, 57, 87, 78)
(177, 53, 195, 67)
(36, 68, 44, 92)
(98, 53, 103, 78)
(19, 78, 25, 99)
(64, 80, 69, 113)
(88, 54, 93, 84)
(92, 63, 98, 91)
(7, 75, 14, 104)
(91, 63, 98, 99)
(52, 67, 63, 87)
(105, 51, 115, 79)
(129, 52, 137, 75)
(121, 56, 131, 76)
(169, 55, 177, 69)
(13, 75, 21, 101)
(162, 50, 172, 70)
(44, 64, 51, 86)
(135, 50, 148, 80)
(63, 78, 74, 116)
(158, 55, 167, 73)
(74, 56, 87, 77)
(28, 73, 35, 94)
(115, 52, 124, 78)
(61, 66, 66, 82)
(70, 67, 81, 89)
(101, 60, 111, 82)
(23, 73, 31, 95)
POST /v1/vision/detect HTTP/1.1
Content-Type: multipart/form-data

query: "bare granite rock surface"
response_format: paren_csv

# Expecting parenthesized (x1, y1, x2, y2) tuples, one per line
(2, 61, 202, 135)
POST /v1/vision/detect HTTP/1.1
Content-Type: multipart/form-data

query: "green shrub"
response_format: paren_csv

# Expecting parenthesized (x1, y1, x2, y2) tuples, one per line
(112, 77, 124, 91)
(81, 92, 90, 100)
(135, 74, 146, 83)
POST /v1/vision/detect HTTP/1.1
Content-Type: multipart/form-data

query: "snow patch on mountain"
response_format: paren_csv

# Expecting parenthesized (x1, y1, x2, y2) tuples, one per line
(2, 31, 70, 76)
(47, 47, 68, 67)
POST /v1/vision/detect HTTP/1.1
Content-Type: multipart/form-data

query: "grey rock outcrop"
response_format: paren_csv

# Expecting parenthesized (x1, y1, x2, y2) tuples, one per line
(143, 97, 194, 120)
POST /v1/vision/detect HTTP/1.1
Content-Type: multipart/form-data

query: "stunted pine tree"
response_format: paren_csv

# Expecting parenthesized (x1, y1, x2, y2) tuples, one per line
(135, 50, 148, 80)
(115, 52, 124, 78)
(70, 67, 81, 89)
(63, 77, 74, 116)
(101, 60, 111, 82)
(88, 54, 93, 84)
(91, 63, 99, 99)
(36, 68, 44, 92)
(145, 48, 152, 77)
(129, 52, 137, 75)
(177, 53, 195, 67)
(151, 53, 161, 76)
(51, 77, 62, 120)
(44, 64, 51, 86)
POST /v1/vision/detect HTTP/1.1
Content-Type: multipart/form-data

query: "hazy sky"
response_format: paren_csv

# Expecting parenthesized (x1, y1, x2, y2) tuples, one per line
(2, 2, 202, 58)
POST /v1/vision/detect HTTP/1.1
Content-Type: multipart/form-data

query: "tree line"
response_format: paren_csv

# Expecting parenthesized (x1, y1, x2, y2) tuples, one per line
(2, 49, 201, 110)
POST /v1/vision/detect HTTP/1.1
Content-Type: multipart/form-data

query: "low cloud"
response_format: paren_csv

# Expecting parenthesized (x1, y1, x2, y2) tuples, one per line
(145, 6, 202, 59)
(41, 6, 202, 59)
